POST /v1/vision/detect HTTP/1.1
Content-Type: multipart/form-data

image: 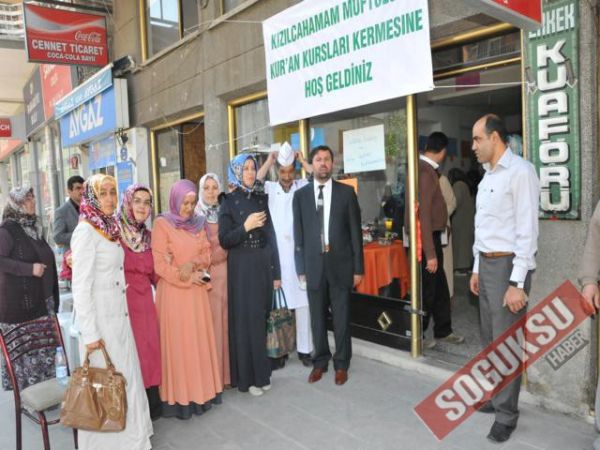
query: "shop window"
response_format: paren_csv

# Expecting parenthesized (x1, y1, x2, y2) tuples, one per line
(145, 0, 199, 57)
(310, 103, 408, 227)
(221, 0, 244, 14)
(153, 117, 206, 211)
(233, 97, 299, 176)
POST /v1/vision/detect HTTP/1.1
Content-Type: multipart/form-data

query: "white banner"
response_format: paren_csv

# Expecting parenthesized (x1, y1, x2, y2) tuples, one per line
(262, 0, 434, 126)
(343, 124, 385, 173)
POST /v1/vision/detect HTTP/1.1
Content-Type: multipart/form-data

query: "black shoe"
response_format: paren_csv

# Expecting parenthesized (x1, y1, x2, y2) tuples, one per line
(477, 401, 495, 413)
(487, 421, 516, 443)
(298, 352, 312, 367)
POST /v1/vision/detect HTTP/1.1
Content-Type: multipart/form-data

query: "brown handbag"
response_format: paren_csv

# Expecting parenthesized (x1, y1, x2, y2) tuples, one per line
(60, 346, 127, 432)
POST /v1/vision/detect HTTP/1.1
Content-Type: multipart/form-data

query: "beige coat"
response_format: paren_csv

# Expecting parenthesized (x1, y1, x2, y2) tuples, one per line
(439, 175, 456, 297)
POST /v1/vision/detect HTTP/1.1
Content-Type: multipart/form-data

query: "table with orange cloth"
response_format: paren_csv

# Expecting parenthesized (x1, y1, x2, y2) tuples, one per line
(355, 240, 410, 298)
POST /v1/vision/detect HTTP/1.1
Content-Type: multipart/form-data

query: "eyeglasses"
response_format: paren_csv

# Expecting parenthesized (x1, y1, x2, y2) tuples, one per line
(132, 199, 152, 207)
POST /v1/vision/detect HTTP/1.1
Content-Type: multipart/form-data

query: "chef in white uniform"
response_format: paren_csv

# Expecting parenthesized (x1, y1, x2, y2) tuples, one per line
(258, 143, 314, 366)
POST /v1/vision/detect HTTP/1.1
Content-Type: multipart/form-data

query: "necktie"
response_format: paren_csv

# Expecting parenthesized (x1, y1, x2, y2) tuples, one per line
(317, 185, 325, 253)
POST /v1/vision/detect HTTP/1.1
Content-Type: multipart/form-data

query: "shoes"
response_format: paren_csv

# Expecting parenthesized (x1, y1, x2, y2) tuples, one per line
(334, 369, 348, 385)
(308, 367, 327, 383)
(298, 352, 312, 367)
(437, 333, 465, 344)
(423, 339, 437, 349)
(248, 386, 263, 396)
(476, 401, 495, 413)
(261, 384, 272, 391)
(487, 421, 516, 443)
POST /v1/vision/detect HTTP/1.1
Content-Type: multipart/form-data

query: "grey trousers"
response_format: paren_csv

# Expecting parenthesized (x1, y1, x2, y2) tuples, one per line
(478, 254, 531, 427)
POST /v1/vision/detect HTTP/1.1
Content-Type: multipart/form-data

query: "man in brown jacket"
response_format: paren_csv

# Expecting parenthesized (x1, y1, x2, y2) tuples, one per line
(408, 132, 464, 349)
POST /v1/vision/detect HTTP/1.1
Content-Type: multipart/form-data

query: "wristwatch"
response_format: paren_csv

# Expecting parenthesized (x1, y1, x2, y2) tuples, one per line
(509, 280, 525, 289)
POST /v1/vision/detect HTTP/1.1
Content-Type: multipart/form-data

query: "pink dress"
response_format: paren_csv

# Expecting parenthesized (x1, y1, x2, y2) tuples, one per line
(206, 222, 230, 385)
(122, 244, 161, 389)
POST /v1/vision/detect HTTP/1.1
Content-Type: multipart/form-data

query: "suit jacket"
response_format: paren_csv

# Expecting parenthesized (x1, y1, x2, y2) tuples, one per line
(53, 200, 79, 249)
(293, 180, 364, 290)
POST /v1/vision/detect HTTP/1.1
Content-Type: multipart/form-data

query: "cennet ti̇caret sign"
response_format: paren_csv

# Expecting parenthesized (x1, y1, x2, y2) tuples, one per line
(262, 0, 433, 126)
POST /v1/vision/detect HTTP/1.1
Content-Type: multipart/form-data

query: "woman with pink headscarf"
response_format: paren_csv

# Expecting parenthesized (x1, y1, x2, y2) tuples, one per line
(152, 179, 222, 419)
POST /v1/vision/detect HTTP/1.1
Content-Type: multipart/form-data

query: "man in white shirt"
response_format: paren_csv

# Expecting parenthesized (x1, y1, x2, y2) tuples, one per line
(258, 144, 314, 367)
(469, 114, 539, 443)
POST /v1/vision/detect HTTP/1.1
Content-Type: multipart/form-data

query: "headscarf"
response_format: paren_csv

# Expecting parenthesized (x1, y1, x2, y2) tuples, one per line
(195, 173, 222, 224)
(227, 153, 258, 194)
(159, 179, 205, 233)
(2, 186, 42, 240)
(79, 174, 121, 242)
(117, 184, 153, 252)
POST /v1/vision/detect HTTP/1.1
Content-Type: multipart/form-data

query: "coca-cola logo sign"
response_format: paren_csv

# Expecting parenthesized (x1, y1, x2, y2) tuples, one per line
(75, 31, 102, 44)
(0, 118, 11, 137)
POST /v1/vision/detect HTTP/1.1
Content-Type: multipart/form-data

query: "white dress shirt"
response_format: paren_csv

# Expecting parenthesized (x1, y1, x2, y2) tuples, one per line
(473, 148, 539, 283)
(313, 178, 333, 245)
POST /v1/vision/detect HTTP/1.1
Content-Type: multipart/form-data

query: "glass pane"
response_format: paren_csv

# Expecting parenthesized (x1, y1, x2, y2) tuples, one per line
(433, 32, 520, 72)
(234, 98, 299, 180)
(311, 105, 408, 228)
(147, 0, 180, 56)
(182, 0, 199, 35)
(155, 128, 182, 212)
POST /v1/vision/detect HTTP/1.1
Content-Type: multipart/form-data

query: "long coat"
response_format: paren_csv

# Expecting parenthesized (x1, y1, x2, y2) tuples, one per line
(71, 221, 152, 450)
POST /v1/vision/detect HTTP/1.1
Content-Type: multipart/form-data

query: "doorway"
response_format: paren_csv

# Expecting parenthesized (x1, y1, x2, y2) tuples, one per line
(417, 62, 523, 364)
(151, 113, 205, 212)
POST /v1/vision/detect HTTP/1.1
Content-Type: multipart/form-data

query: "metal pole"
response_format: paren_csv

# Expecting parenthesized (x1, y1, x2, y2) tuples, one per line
(406, 94, 422, 358)
(299, 119, 309, 179)
(45, 125, 60, 213)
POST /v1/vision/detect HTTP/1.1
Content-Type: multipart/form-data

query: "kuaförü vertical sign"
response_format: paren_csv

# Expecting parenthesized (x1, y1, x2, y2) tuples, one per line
(525, 0, 580, 219)
(262, 0, 434, 126)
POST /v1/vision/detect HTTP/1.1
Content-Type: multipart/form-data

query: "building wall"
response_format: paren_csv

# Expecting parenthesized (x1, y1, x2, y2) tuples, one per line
(112, 0, 600, 417)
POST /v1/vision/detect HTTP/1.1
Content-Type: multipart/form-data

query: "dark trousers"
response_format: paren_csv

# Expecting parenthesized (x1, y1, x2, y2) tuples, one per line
(421, 232, 452, 338)
(307, 254, 351, 371)
(479, 254, 531, 427)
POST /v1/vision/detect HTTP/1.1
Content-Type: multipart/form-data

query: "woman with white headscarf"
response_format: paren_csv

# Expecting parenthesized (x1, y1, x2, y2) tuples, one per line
(196, 173, 230, 386)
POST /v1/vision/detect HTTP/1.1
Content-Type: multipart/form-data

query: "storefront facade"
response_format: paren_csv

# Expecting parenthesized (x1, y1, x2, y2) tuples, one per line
(113, 0, 599, 418)
(54, 65, 131, 198)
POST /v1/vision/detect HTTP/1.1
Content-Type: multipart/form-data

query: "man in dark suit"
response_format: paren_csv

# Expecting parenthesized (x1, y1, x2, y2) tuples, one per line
(53, 175, 84, 250)
(293, 145, 364, 386)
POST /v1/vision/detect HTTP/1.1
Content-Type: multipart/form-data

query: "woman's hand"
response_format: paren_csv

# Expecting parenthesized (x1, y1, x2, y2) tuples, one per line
(32, 263, 46, 278)
(86, 339, 104, 352)
(179, 262, 195, 282)
(244, 211, 267, 232)
(273, 280, 282, 290)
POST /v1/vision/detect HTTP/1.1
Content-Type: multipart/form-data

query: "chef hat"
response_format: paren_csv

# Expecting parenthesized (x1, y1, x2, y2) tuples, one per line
(277, 141, 295, 167)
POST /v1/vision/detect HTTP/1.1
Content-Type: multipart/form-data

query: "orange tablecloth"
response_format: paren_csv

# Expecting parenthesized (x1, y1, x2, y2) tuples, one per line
(356, 241, 410, 298)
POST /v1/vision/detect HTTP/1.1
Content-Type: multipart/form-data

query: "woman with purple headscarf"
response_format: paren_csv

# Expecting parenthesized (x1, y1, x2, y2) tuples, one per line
(152, 179, 223, 419)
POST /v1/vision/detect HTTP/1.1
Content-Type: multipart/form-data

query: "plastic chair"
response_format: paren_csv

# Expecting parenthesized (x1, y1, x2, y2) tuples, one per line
(0, 315, 78, 450)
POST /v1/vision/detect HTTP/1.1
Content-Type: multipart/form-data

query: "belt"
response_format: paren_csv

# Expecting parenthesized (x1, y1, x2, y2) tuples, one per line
(241, 238, 266, 249)
(481, 251, 515, 258)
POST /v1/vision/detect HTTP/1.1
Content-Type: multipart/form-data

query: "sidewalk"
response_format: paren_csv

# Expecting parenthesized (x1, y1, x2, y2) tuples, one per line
(0, 353, 595, 450)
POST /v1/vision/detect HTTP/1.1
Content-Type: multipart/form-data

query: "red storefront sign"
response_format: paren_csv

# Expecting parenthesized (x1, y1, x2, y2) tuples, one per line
(0, 118, 11, 137)
(24, 3, 108, 67)
(415, 280, 592, 440)
(40, 64, 74, 119)
(466, 0, 542, 30)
